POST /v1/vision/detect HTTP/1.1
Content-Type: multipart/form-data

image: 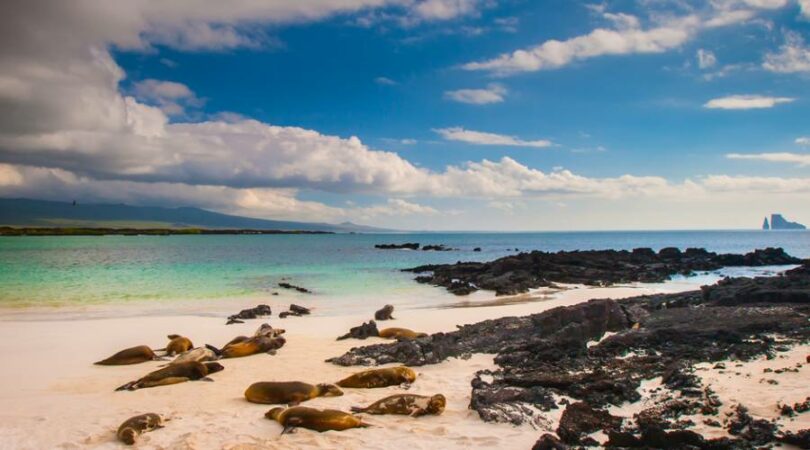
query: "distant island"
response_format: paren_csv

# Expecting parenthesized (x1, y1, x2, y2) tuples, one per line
(0, 227, 333, 236)
(762, 213, 806, 230)
(0, 198, 391, 233)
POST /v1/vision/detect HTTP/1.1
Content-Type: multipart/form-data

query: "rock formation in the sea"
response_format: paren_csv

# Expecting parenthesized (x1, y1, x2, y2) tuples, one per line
(405, 247, 802, 296)
(278, 282, 312, 293)
(762, 217, 770, 230)
(375, 243, 420, 250)
(327, 263, 810, 448)
(225, 304, 272, 324)
(422, 244, 454, 251)
(769, 213, 807, 230)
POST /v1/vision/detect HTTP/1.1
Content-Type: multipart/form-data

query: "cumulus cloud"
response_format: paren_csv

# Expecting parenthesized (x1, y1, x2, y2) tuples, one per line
(703, 95, 795, 109)
(796, 137, 810, 146)
(434, 128, 553, 148)
(411, 0, 481, 21)
(462, 1, 788, 75)
(727, 152, 810, 167)
(132, 79, 203, 115)
(443, 83, 507, 104)
(763, 31, 810, 73)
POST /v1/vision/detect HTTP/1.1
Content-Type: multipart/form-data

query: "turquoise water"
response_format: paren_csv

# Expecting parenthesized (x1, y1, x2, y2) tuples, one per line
(0, 231, 808, 309)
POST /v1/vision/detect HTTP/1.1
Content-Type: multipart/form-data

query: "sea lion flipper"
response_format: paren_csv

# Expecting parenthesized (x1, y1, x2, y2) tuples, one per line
(115, 381, 136, 391)
(199, 376, 215, 382)
(350, 406, 364, 413)
(205, 344, 222, 356)
(139, 377, 190, 388)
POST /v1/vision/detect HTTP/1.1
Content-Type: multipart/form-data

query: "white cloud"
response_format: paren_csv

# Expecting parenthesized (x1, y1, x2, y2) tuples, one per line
(763, 31, 810, 73)
(374, 76, 398, 86)
(462, 2, 790, 75)
(443, 83, 507, 104)
(411, 0, 481, 21)
(356, 198, 438, 218)
(801, 0, 810, 18)
(434, 127, 553, 148)
(696, 49, 717, 68)
(703, 94, 795, 109)
(796, 137, 810, 146)
(132, 79, 203, 115)
(727, 152, 810, 166)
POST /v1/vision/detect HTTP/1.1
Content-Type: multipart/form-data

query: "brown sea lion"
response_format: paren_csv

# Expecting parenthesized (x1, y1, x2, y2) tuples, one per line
(374, 304, 395, 321)
(265, 406, 369, 434)
(164, 335, 193, 356)
(165, 347, 218, 366)
(95, 345, 160, 366)
(209, 335, 286, 359)
(115, 361, 224, 391)
(336, 366, 416, 389)
(351, 394, 446, 417)
(245, 381, 343, 406)
(378, 327, 428, 340)
(116, 413, 166, 445)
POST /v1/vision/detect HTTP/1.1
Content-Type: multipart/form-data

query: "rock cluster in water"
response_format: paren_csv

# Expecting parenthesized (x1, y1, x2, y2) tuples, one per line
(405, 247, 802, 296)
(328, 260, 810, 448)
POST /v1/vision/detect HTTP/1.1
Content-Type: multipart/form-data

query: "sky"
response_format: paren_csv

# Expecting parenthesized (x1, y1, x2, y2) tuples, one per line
(0, 0, 809, 231)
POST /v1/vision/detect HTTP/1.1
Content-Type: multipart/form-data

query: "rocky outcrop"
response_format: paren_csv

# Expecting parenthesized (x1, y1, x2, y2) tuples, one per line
(278, 282, 312, 293)
(336, 320, 379, 340)
(278, 304, 311, 318)
(405, 247, 802, 296)
(225, 304, 272, 324)
(770, 213, 806, 230)
(375, 243, 420, 250)
(327, 264, 810, 448)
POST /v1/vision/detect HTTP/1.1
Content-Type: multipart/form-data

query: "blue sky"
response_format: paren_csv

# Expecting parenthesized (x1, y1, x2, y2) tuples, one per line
(1, 0, 809, 230)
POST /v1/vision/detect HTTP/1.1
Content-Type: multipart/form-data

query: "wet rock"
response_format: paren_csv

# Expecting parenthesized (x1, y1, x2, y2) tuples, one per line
(374, 304, 395, 321)
(473, 247, 482, 252)
(557, 402, 622, 444)
(375, 243, 420, 250)
(337, 320, 379, 341)
(422, 244, 454, 251)
(226, 304, 272, 325)
(278, 282, 312, 293)
(278, 304, 311, 318)
(778, 429, 810, 448)
(405, 247, 802, 296)
(727, 405, 778, 446)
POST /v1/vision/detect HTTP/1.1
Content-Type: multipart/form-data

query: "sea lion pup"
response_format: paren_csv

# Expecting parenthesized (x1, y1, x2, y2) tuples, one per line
(165, 347, 218, 366)
(163, 334, 194, 356)
(265, 406, 369, 434)
(374, 304, 395, 321)
(116, 413, 166, 445)
(95, 345, 161, 366)
(336, 366, 417, 389)
(115, 361, 224, 391)
(245, 381, 343, 406)
(351, 394, 446, 417)
(378, 327, 428, 340)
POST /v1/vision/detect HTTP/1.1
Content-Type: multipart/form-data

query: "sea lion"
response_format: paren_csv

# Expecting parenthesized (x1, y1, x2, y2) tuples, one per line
(95, 345, 160, 366)
(378, 328, 428, 340)
(265, 406, 369, 434)
(164, 335, 194, 356)
(351, 394, 446, 417)
(165, 347, 218, 366)
(254, 323, 286, 338)
(116, 413, 166, 445)
(115, 361, 224, 391)
(208, 335, 286, 359)
(374, 304, 395, 321)
(245, 381, 343, 405)
(336, 366, 417, 389)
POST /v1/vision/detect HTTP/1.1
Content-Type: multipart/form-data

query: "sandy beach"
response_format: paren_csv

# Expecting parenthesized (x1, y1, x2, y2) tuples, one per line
(1, 278, 807, 450)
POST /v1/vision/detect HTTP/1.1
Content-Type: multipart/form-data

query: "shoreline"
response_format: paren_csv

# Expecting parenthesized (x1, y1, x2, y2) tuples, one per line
(0, 280, 700, 449)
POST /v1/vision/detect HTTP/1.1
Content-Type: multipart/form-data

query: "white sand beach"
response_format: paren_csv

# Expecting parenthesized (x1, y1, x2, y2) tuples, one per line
(0, 282, 807, 449)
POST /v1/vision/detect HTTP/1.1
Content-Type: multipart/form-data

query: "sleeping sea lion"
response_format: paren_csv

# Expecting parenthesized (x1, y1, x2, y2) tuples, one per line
(336, 366, 417, 389)
(351, 394, 446, 417)
(245, 381, 343, 405)
(378, 328, 428, 340)
(254, 323, 286, 338)
(116, 413, 166, 445)
(265, 406, 369, 433)
(165, 347, 218, 366)
(95, 345, 160, 366)
(209, 335, 286, 359)
(115, 361, 224, 391)
(164, 335, 194, 356)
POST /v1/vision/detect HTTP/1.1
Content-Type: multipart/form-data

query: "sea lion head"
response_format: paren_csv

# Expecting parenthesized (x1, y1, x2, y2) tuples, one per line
(265, 407, 285, 421)
(119, 428, 137, 445)
(396, 366, 417, 383)
(316, 383, 344, 398)
(167, 334, 181, 340)
(428, 394, 447, 414)
(204, 362, 225, 374)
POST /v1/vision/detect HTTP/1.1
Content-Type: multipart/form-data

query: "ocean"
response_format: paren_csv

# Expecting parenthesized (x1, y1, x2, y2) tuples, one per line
(1, 230, 807, 312)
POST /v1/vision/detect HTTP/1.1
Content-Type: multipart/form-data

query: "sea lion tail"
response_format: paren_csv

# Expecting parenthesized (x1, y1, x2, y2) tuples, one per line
(350, 406, 365, 413)
(115, 381, 136, 391)
(205, 344, 222, 357)
(358, 421, 373, 428)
